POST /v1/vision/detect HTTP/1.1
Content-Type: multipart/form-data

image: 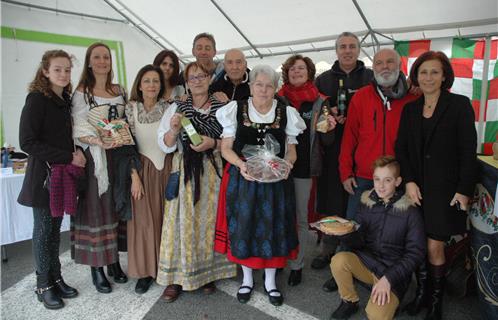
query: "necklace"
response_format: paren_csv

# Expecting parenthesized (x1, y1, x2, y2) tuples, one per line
(424, 96, 439, 109)
(242, 103, 281, 129)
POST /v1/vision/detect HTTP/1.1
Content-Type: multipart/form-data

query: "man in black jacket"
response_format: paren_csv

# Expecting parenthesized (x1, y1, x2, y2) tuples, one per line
(312, 32, 373, 288)
(211, 49, 250, 102)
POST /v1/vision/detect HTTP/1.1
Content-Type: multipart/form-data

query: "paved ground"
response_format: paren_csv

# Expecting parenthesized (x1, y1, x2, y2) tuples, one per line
(1, 231, 481, 320)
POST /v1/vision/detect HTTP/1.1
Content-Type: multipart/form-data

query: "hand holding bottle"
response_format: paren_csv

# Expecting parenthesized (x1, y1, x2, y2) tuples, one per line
(190, 135, 216, 152)
(331, 106, 346, 125)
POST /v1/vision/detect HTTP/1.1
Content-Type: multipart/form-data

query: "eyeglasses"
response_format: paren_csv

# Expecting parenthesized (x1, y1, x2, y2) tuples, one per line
(187, 74, 208, 83)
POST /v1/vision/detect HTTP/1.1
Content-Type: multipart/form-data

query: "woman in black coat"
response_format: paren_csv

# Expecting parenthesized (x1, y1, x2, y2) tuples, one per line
(395, 51, 477, 320)
(18, 50, 86, 309)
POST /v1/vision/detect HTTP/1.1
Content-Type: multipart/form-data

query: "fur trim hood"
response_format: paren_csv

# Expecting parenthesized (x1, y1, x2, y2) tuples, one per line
(361, 189, 415, 211)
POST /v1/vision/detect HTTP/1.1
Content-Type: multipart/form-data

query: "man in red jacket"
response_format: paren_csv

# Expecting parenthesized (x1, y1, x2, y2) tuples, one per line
(339, 48, 418, 221)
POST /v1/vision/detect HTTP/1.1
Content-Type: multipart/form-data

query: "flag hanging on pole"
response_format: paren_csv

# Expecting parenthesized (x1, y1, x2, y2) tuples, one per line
(395, 38, 498, 151)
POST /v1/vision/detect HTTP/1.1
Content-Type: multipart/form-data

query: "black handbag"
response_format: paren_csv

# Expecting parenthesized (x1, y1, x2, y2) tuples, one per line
(164, 154, 180, 200)
(164, 171, 180, 200)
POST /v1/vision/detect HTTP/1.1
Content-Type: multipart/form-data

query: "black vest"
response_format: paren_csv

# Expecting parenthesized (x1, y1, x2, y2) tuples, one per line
(233, 100, 288, 159)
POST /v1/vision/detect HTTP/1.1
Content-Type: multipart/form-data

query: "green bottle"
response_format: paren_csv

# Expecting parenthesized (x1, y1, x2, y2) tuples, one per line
(337, 79, 347, 116)
(180, 114, 203, 146)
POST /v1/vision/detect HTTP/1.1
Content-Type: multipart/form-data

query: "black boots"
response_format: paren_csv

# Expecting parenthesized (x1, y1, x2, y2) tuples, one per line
(404, 263, 428, 315)
(322, 277, 339, 292)
(35, 273, 64, 309)
(91, 267, 112, 293)
(92, 260, 127, 293)
(107, 261, 128, 283)
(425, 264, 446, 320)
(53, 277, 78, 299)
(35, 285, 64, 309)
(135, 277, 154, 294)
(288, 269, 302, 286)
(330, 300, 359, 319)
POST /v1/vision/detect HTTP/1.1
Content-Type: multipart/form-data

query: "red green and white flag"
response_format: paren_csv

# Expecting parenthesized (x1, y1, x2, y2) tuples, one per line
(395, 38, 498, 150)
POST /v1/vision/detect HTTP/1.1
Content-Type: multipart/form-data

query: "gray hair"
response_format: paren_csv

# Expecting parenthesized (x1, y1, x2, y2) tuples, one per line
(374, 48, 401, 66)
(249, 64, 279, 88)
(335, 31, 360, 51)
(192, 32, 216, 51)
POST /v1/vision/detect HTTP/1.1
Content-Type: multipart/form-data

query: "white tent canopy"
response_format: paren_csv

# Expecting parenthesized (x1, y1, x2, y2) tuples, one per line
(4, 0, 498, 68)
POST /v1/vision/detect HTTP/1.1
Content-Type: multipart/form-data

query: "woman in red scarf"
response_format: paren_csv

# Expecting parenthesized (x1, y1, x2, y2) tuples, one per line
(278, 55, 336, 286)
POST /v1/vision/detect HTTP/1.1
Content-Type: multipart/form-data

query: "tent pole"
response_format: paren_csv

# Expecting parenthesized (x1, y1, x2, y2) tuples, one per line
(375, 18, 498, 35)
(361, 48, 373, 62)
(373, 31, 394, 41)
(179, 32, 498, 60)
(232, 18, 497, 50)
(1, 0, 125, 23)
(477, 37, 492, 151)
(109, 1, 184, 54)
(360, 32, 370, 44)
(102, 0, 188, 65)
(352, 0, 380, 50)
(209, 0, 263, 59)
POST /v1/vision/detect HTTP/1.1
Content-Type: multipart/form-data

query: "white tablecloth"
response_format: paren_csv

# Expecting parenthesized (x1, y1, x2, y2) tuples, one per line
(0, 174, 70, 245)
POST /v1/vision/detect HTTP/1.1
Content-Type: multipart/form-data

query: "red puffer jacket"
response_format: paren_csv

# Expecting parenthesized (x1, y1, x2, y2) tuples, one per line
(339, 83, 417, 182)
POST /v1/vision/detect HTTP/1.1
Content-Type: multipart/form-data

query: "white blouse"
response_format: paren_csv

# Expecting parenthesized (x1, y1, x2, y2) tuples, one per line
(71, 90, 126, 196)
(215, 98, 306, 144)
(156, 102, 212, 154)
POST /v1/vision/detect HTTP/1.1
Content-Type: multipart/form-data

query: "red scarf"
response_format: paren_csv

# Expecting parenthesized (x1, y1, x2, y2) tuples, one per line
(278, 81, 321, 110)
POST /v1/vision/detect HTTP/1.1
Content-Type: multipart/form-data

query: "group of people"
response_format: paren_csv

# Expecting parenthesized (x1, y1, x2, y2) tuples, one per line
(18, 30, 477, 320)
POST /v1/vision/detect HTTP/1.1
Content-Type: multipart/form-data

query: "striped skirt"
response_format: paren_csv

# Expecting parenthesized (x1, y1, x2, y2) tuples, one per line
(71, 149, 119, 267)
(156, 151, 237, 290)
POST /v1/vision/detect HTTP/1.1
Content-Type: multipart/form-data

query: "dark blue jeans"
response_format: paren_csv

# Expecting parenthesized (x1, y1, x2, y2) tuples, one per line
(335, 178, 373, 253)
(345, 177, 373, 220)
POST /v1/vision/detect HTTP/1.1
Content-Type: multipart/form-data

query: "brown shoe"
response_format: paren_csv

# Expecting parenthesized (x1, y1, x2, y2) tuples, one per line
(161, 284, 182, 303)
(202, 282, 216, 295)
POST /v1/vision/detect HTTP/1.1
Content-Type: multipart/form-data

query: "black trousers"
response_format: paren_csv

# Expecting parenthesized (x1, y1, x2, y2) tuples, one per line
(32, 207, 63, 286)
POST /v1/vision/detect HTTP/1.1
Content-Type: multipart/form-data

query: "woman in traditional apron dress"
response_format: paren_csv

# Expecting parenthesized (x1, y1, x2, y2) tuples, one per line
(125, 64, 172, 294)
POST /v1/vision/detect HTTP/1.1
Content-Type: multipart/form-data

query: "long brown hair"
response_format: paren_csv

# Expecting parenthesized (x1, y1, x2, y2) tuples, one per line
(28, 50, 73, 97)
(76, 42, 116, 96)
(152, 50, 181, 87)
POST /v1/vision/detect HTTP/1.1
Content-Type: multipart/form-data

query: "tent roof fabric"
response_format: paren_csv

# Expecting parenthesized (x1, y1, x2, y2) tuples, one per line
(4, 0, 498, 66)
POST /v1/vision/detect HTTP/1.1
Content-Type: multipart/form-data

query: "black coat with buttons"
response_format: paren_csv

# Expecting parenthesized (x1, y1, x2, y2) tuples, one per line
(395, 90, 477, 236)
(18, 91, 74, 208)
